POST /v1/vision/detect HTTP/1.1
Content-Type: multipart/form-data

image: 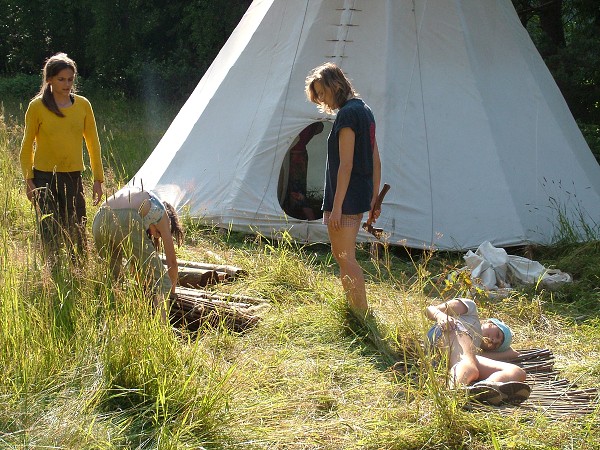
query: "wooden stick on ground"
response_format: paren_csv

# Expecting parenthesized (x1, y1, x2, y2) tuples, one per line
(170, 286, 269, 333)
(177, 286, 269, 305)
(163, 256, 247, 280)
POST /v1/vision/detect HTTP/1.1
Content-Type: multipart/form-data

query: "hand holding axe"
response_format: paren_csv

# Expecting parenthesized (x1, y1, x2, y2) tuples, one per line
(362, 183, 390, 238)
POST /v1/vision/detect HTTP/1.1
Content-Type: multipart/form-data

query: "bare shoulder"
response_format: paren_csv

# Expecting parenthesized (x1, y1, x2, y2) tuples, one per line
(104, 187, 148, 209)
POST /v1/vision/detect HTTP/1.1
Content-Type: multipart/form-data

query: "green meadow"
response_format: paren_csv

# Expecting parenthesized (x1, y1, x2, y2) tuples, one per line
(0, 97, 599, 449)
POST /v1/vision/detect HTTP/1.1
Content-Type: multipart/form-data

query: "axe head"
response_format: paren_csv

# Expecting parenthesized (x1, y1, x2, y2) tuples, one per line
(362, 222, 384, 239)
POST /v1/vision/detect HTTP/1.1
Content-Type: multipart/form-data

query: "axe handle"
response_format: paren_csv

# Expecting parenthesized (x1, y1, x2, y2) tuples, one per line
(366, 183, 390, 225)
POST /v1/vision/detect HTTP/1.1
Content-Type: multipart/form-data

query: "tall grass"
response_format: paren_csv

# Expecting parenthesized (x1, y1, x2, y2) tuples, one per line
(1, 99, 599, 448)
(549, 195, 600, 245)
(0, 102, 231, 447)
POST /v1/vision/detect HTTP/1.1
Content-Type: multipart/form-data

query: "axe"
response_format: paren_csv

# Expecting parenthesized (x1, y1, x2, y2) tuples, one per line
(362, 183, 390, 238)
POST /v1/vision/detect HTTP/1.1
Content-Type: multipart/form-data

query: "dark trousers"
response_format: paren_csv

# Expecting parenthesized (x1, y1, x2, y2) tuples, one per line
(33, 169, 87, 259)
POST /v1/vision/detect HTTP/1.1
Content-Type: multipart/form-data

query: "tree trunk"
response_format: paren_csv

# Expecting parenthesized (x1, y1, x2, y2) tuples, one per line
(539, 0, 565, 54)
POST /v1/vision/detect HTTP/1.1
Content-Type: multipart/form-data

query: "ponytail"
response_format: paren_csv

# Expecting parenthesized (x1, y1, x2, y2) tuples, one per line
(36, 52, 78, 117)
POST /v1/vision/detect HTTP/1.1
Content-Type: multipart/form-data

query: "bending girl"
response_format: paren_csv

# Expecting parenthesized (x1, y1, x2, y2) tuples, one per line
(92, 186, 184, 322)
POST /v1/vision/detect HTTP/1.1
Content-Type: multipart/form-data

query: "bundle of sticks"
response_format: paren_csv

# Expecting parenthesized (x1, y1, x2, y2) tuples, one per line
(513, 348, 598, 417)
(162, 257, 266, 333)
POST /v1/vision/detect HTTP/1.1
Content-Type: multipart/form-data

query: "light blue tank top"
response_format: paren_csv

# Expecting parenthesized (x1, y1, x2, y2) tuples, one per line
(141, 191, 165, 229)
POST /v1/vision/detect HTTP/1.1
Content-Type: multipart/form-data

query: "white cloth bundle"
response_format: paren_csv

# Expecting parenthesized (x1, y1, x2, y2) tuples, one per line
(463, 241, 572, 291)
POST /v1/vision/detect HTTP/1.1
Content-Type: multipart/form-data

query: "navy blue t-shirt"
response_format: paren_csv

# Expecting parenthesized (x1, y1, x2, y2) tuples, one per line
(322, 98, 376, 214)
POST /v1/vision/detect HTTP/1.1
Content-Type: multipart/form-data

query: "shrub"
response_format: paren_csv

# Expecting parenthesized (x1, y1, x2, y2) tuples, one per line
(0, 74, 39, 100)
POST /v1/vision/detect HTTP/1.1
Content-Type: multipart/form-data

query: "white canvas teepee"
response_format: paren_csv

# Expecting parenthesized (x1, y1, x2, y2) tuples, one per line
(132, 0, 600, 251)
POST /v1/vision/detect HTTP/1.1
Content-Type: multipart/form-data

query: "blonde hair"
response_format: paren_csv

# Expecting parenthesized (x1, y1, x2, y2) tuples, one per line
(481, 336, 495, 350)
(305, 62, 358, 114)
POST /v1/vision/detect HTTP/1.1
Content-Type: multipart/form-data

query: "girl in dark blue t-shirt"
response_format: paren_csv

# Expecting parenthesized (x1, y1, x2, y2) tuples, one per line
(305, 62, 382, 316)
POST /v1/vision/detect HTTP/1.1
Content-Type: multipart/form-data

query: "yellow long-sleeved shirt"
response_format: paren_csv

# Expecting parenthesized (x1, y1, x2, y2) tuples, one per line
(20, 94, 104, 182)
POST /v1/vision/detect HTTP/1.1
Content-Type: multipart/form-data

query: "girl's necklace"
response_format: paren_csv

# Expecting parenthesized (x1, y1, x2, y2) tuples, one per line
(55, 95, 73, 108)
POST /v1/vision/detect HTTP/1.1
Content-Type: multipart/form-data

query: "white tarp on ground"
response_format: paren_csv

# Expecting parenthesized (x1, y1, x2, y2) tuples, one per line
(132, 0, 600, 251)
(464, 241, 572, 290)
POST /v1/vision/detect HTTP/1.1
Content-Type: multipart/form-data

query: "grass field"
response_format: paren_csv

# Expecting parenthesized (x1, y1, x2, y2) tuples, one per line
(1, 96, 599, 449)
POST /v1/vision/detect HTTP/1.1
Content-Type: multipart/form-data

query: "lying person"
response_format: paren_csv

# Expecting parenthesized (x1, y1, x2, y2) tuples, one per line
(425, 297, 531, 405)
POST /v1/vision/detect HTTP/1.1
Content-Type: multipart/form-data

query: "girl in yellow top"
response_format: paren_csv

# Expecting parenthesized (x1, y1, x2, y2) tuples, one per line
(20, 52, 104, 260)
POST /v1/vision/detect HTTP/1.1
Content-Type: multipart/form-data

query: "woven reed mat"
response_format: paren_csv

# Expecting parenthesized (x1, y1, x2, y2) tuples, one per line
(465, 348, 599, 418)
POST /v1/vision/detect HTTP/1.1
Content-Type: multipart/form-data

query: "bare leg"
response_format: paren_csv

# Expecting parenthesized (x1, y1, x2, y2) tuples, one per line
(473, 356, 531, 404)
(444, 332, 527, 385)
(439, 328, 530, 405)
(475, 356, 527, 382)
(444, 331, 480, 388)
(328, 222, 367, 315)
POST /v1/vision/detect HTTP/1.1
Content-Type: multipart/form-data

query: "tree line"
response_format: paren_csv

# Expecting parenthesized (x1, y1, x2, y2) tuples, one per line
(0, 0, 252, 101)
(0, 0, 598, 153)
(514, 0, 599, 125)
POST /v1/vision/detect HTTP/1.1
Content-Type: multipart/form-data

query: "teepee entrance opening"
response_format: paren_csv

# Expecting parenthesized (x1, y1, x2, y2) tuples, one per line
(278, 121, 330, 221)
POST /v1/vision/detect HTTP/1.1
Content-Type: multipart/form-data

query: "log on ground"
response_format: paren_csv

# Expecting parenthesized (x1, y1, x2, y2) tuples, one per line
(170, 287, 268, 332)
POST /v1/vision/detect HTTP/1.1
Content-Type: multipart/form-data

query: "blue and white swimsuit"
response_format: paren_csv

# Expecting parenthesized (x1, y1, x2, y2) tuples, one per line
(141, 191, 166, 230)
